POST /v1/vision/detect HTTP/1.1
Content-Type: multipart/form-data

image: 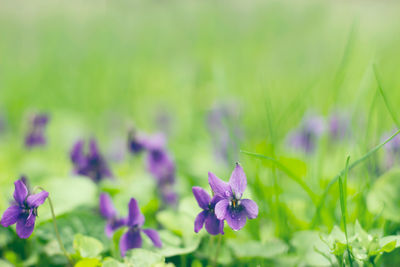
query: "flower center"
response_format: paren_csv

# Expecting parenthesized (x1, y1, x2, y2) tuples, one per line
(229, 198, 241, 209)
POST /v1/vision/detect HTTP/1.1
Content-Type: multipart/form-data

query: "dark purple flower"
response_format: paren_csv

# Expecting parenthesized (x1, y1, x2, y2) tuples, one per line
(0, 179, 49, 239)
(25, 114, 50, 148)
(70, 139, 113, 183)
(287, 114, 325, 154)
(99, 193, 126, 238)
(210, 163, 258, 231)
(192, 187, 224, 235)
(127, 130, 146, 154)
(119, 198, 162, 257)
(329, 112, 350, 141)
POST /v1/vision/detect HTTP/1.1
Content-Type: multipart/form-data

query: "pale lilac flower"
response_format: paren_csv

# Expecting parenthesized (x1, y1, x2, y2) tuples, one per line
(287, 114, 325, 153)
(329, 112, 350, 141)
(206, 105, 242, 164)
(210, 163, 258, 231)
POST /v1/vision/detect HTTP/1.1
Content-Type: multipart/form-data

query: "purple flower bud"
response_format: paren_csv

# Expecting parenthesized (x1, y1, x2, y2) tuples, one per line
(0, 178, 49, 239)
(119, 198, 162, 257)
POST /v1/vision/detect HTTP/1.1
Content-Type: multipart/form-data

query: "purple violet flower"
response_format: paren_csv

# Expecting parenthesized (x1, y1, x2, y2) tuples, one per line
(70, 139, 113, 183)
(119, 198, 162, 257)
(206, 105, 242, 165)
(0, 179, 49, 238)
(287, 114, 325, 154)
(192, 187, 224, 235)
(382, 130, 400, 169)
(209, 163, 258, 231)
(329, 112, 350, 141)
(127, 130, 146, 154)
(99, 193, 126, 238)
(25, 113, 49, 148)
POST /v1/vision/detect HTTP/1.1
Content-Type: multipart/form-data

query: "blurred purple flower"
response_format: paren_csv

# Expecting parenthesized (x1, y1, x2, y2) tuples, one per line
(192, 186, 224, 235)
(329, 112, 350, 141)
(207, 105, 242, 164)
(119, 198, 162, 257)
(127, 130, 146, 155)
(0, 179, 48, 239)
(70, 139, 113, 183)
(210, 163, 258, 231)
(25, 113, 49, 148)
(99, 193, 126, 238)
(382, 130, 400, 169)
(144, 133, 177, 206)
(287, 114, 325, 153)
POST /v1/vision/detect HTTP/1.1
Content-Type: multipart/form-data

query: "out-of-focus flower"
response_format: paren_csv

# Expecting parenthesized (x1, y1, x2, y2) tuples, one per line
(209, 163, 258, 231)
(287, 114, 325, 154)
(99, 193, 126, 238)
(127, 130, 147, 155)
(0, 179, 49, 238)
(70, 139, 113, 183)
(144, 133, 177, 207)
(382, 130, 400, 169)
(329, 112, 351, 141)
(119, 198, 162, 257)
(25, 113, 49, 148)
(206, 104, 242, 165)
(192, 186, 224, 235)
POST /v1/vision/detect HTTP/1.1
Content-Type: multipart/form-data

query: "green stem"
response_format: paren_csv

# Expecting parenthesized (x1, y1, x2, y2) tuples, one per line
(311, 128, 400, 228)
(213, 234, 222, 267)
(36, 187, 73, 266)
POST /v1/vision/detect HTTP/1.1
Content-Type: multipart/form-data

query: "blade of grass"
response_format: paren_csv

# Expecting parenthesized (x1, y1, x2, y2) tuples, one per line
(311, 128, 400, 228)
(339, 156, 353, 267)
(240, 150, 317, 203)
(373, 64, 400, 127)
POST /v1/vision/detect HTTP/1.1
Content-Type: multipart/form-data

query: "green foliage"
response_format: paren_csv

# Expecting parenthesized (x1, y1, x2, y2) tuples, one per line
(367, 168, 400, 222)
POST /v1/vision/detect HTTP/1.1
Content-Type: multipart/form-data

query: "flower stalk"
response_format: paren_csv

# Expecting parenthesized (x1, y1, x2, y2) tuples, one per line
(36, 187, 73, 266)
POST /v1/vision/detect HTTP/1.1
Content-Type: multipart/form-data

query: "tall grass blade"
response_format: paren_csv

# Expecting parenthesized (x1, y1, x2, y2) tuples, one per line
(339, 156, 353, 267)
(311, 128, 400, 227)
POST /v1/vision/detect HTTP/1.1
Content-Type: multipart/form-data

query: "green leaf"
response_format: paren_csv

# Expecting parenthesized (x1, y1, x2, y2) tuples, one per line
(73, 234, 104, 258)
(367, 168, 400, 222)
(380, 235, 400, 248)
(37, 176, 97, 222)
(158, 230, 201, 257)
(124, 249, 164, 267)
(227, 239, 288, 259)
(36, 208, 108, 253)
(102, 258, 126, 267)
(291, 231, 332, 266)
(75, 258, 101, 267)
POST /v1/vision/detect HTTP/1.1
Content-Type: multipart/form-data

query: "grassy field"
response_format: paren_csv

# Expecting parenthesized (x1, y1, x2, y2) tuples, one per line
(1, 0, 400, 266)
